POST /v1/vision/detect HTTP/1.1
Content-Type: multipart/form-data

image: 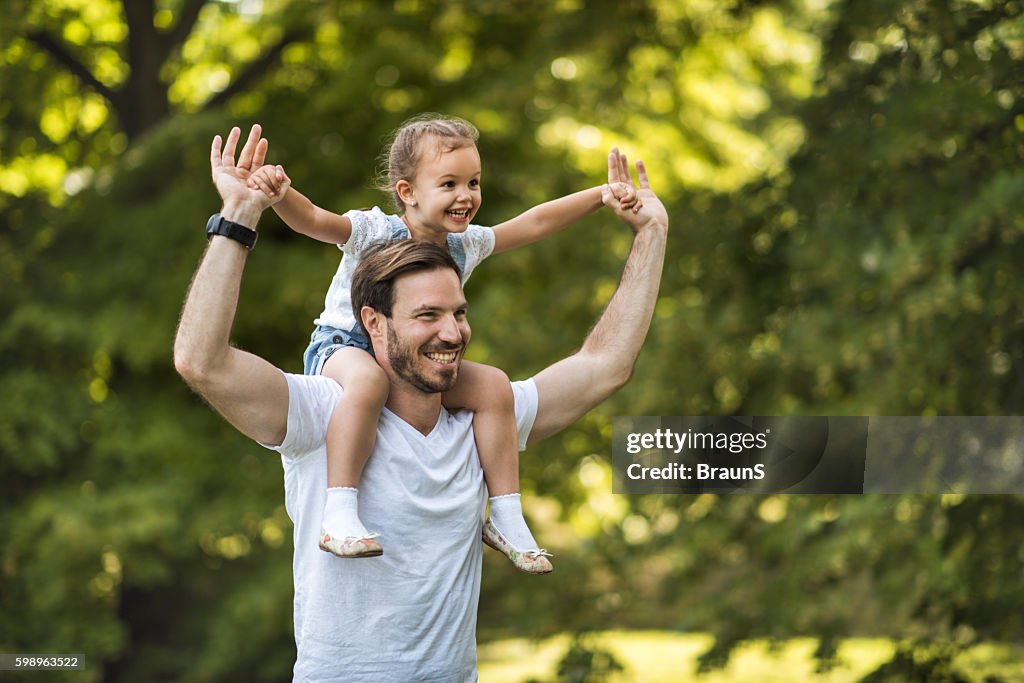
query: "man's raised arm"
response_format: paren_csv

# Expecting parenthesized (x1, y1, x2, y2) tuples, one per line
(528, 149, 668, 443)
(174, 124, 290, 446)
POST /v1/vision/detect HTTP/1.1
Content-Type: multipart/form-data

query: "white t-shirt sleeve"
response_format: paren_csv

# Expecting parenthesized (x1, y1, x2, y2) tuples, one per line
(511, 378, 539, 451)
(340, 207, 393, 256)
(262, 373, 342, 458)
(459, 225, 496, 280)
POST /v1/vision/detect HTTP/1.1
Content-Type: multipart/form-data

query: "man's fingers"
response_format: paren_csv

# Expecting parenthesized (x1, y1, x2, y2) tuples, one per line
(210, 135, 223, 175)
(618, 151, 631, 187)
(237, 124, 262, 170)
(252, 136, 268, 169)
(222, 127, 241, 166)
(636, 160, 651, 190)
(608, 147, 624, 185)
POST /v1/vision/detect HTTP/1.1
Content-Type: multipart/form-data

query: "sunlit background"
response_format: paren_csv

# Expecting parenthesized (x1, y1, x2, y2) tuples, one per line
(2, 1, 1024, 681)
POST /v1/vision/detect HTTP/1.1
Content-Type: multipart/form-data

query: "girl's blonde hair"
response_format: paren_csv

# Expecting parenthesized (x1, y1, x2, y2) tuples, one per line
(376, 113, 479, 212)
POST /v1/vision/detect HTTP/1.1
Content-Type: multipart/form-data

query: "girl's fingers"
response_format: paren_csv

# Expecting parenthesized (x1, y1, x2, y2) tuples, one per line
(264, 172, 280, 193)
(251, 175, 275, 197)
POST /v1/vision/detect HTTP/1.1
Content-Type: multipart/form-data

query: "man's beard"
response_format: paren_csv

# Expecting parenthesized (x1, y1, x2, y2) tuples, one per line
(385, 321, 459, 393)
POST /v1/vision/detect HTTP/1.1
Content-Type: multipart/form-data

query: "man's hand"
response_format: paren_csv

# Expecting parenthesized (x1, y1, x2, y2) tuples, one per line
(210, 124, 274, 227)
(601, 147, 669, 234)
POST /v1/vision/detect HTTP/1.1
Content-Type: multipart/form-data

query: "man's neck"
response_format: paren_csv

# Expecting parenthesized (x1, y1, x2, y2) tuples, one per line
(385, 386, 444, 436)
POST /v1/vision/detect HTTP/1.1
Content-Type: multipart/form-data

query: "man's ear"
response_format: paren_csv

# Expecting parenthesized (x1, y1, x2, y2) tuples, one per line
(395, 179, 416, 208)
(360, 306, 384, 339)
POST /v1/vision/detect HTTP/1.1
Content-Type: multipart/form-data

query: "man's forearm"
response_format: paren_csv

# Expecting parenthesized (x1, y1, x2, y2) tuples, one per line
(173, 206, 290, 445)
(175, 199, 262, 381)
(173, 231, 250, 384)
(528, 218, 667, 443)
(582, 219, 668, 386)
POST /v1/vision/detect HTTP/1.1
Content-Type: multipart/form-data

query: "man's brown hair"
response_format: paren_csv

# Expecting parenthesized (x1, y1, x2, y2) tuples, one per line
(351, 240, 462, 335)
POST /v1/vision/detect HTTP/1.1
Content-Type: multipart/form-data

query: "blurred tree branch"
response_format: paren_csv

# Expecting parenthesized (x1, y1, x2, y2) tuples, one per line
(25, 29, 118, 104)
(24, 0, 302, 140)
(203, 27, 309, 111)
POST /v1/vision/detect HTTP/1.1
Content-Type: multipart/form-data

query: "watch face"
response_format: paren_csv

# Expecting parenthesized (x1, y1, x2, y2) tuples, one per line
(206, 214, 222, 234)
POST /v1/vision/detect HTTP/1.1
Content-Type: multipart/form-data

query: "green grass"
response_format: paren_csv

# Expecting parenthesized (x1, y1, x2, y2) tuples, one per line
(477, 631, 1024, 682)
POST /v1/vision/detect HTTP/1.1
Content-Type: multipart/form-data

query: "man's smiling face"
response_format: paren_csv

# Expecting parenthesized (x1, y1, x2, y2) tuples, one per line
(381, 267, 470, 394)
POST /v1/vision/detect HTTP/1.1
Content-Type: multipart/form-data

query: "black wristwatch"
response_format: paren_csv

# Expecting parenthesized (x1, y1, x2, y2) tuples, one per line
(206, 213, 258, 249)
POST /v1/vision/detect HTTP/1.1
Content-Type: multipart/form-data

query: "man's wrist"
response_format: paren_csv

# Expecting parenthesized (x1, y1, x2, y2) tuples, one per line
(639, 215, 667, 231)
(219, 201, 263, 229)
(629, 215, 668, 238)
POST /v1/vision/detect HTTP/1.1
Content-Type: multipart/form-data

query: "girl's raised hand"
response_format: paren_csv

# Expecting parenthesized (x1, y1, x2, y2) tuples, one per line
(247, 164, 292, 204)
(608, 182, 641, 213)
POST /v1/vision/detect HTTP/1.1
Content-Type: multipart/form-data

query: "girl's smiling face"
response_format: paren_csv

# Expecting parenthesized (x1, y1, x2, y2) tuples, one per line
(397, 139, 481, 243)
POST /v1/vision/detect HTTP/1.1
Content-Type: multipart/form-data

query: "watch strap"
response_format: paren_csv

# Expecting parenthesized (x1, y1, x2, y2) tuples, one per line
(206, 213, 258, 249)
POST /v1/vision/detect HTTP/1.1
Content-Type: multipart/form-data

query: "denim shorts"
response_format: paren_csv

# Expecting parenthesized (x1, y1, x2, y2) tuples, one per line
(302, 324, 372, 376)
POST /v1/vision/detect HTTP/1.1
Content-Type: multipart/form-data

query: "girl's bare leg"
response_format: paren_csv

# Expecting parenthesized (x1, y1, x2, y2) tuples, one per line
(319, 346, 390, 558)
(444, 361, 551, 573)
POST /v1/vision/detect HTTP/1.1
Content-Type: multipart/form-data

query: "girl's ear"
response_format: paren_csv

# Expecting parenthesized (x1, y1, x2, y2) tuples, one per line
(396, 179, 416, 208)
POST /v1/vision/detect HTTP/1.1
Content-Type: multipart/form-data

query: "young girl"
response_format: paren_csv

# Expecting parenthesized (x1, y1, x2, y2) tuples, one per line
(248, 114, 638, 574)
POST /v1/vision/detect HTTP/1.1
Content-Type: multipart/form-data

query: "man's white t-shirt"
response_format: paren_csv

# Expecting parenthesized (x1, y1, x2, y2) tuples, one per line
(265, 372, 539, 683)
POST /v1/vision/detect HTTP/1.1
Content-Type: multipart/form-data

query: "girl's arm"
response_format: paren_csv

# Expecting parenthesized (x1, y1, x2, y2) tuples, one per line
(491, 169, 639, 255)
(490, 186, 604, 255)
(273, 186, 353, 245)
(249, 165, 353, 245)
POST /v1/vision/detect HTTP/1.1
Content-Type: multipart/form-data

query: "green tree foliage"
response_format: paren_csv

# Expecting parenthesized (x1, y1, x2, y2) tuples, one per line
(2, 1, 1023, 681)
(488, 1, 1024, 679)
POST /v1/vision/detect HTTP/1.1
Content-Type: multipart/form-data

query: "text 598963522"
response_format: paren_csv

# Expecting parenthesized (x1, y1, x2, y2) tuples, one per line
(0, 654, 85, 670)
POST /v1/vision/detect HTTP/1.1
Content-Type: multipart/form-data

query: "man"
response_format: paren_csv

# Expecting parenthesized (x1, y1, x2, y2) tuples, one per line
(174, 124, 668, 682)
